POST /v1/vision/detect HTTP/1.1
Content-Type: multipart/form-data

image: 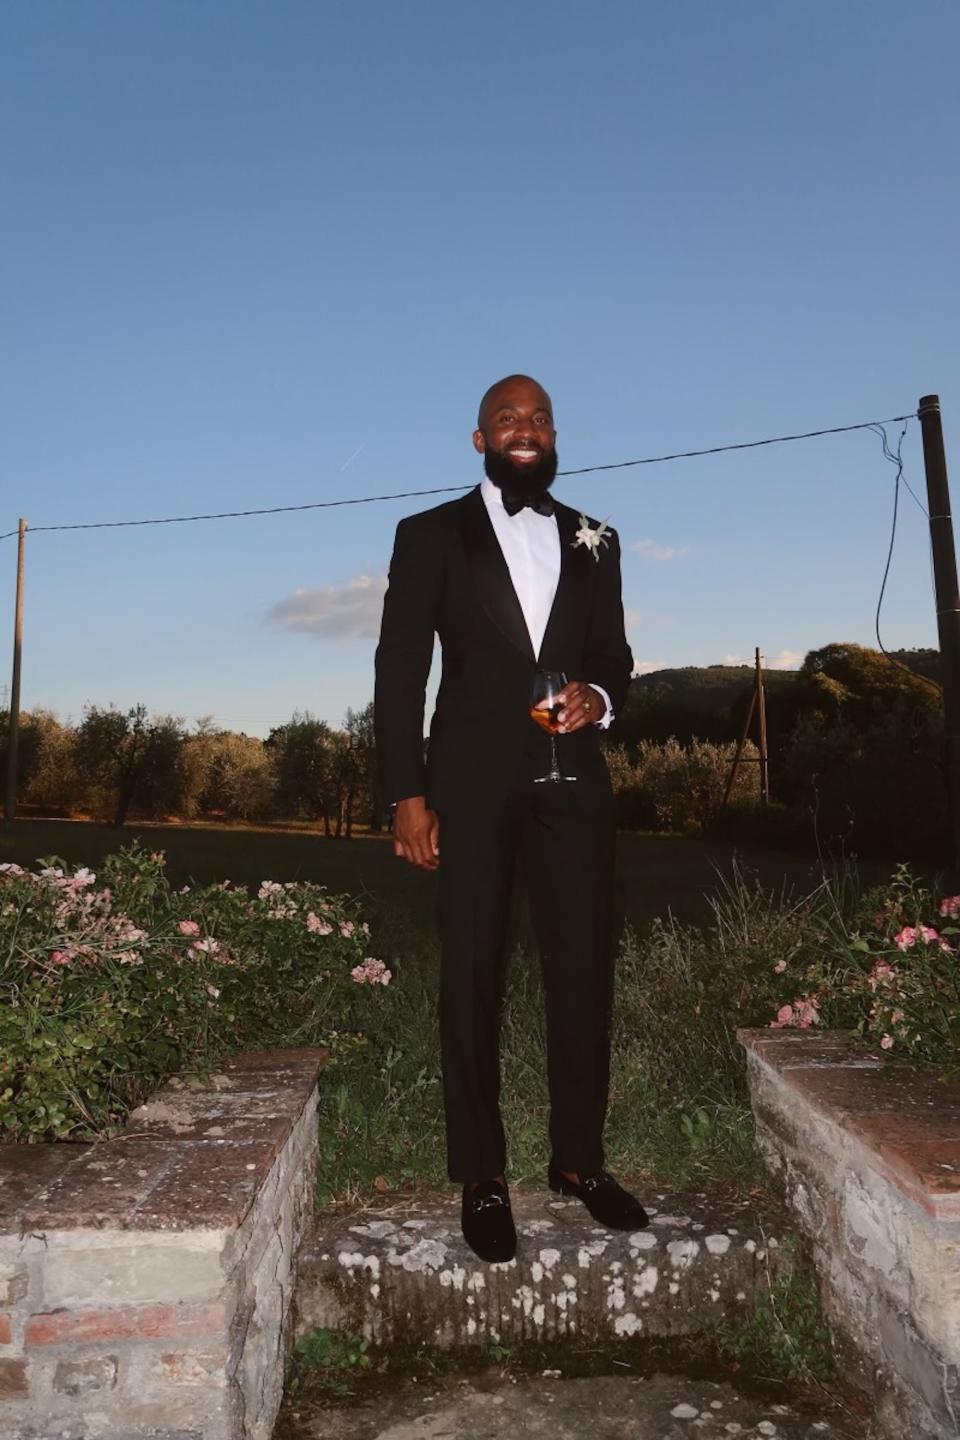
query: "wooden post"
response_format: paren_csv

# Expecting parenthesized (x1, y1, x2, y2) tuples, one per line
(4, 519, 27, 821)
(755, 647, 770, 807)
(722, 676, 757, 809)
(918, 395, 960, 866)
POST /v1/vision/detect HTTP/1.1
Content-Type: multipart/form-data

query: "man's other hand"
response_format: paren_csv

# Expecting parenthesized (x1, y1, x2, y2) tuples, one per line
(392, 796, 440, 869)
(556, 681, 604, 733)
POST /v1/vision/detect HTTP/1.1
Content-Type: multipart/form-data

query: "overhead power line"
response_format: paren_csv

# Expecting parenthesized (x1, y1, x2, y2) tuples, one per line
(0, 411, 917, 542)
(872, 421, 942, 695)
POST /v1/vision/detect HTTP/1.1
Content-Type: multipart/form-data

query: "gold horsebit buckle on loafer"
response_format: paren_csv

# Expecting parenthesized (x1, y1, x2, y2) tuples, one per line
(583, 1172, 612, 1193)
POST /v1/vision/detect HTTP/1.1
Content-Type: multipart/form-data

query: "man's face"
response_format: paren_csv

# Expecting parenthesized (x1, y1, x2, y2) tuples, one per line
(472, 379, 558, 496)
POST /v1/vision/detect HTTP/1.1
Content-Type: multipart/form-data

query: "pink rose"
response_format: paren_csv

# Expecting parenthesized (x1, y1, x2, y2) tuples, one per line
(867, 960, 895, 991)
(939, 896, 960, 919)
(794, 997, 821, 1029)
(178, 919, 201, 936)
(893, 927, 917, 951)
(773, 960, 787, 974)
(350, 958, 392, 986)
(188, 937, 220, 957)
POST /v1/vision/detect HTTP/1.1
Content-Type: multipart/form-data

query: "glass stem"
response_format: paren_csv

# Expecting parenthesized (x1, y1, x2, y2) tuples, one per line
(549, 735, 561, 781)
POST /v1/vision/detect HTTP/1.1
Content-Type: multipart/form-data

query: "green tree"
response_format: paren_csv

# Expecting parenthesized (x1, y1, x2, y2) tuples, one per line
(200, 730, 276, 821)
(779, 643, 945, 856)
(0, 708, 82, 813)
(265, 712, 335, 831)
(797, 641, 940, 723)
(75, 704, 185, 827)
(605, 737, 759, 832)
(24, 710, 82, 813)
(344, 701, 382, 832)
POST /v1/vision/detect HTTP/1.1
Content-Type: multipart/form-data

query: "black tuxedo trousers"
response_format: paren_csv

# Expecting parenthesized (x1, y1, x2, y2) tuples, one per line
(374, 488, 634, 1182)
(437, 760, 617, 1182)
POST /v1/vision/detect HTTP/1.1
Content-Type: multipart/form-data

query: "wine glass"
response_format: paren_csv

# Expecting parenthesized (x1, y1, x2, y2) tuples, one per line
(529, 670, 576, 783)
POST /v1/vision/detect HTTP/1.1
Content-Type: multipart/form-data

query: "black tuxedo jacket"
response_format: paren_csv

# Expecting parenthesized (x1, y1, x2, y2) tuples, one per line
(374, 486, 634, 812)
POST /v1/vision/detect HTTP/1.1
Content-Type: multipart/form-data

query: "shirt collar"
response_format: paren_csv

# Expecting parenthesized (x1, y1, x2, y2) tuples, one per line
(480, 475, 504, 510)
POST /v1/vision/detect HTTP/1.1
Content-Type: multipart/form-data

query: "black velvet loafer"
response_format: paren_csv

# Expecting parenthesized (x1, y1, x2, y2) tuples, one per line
(547, 1162, 649, 1231)
(461, 1179, 517, 1263)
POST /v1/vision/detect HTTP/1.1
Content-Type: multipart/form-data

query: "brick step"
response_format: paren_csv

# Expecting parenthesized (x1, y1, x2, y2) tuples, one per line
(296, 1190, 794, 1349)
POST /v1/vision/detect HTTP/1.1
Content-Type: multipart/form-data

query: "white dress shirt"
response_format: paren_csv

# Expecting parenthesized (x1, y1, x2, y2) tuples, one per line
(480, 477, 613, 726)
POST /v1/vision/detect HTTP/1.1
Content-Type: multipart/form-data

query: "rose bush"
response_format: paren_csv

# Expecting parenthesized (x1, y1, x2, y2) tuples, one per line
(839, 864, 959, 1063)
(764, 863, 960, 1068)
(0, 842, 393, 1140)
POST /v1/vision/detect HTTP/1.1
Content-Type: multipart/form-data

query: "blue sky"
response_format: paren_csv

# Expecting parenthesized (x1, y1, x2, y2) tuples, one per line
(2, 1, 957, 736)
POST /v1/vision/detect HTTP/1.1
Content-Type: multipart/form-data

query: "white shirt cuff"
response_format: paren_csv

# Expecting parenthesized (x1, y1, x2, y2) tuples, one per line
(589, 684, 614, 729)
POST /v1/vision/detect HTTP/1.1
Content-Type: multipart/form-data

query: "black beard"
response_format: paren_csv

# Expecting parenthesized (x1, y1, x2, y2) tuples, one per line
(483, 445, 559, 498)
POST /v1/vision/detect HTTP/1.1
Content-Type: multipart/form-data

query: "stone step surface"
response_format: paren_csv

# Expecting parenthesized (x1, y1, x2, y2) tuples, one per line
(297, 1190, 794, 1349)
(277, 1373, 865, 1440)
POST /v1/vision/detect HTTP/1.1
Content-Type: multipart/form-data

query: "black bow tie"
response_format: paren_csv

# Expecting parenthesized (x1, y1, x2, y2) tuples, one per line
(502, 491, 555, 518)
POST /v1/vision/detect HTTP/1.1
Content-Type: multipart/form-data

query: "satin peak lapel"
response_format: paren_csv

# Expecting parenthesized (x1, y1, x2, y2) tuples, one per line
(461, 488, 535, 660)
(538, 504, 591, 664)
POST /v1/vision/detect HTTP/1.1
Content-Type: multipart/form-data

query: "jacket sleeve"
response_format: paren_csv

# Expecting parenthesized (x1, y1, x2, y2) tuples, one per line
(583, 528, 634, 718)
(374, 515, 443, 803)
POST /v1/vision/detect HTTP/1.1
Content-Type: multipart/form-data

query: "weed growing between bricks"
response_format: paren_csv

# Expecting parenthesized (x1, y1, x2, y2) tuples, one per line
(716, 1240, 836, 1385)
(287, 1328, 372, 1399)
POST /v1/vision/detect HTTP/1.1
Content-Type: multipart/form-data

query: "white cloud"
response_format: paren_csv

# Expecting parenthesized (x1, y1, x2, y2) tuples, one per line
(268, 574, 388, 639)
(630, 539, 689, 562)
(633, 658, 668, 675)
(767, 648, 804, 670)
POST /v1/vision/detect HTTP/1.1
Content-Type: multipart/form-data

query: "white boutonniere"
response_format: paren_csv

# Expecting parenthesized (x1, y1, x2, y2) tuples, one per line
(572, 514, 611, 562)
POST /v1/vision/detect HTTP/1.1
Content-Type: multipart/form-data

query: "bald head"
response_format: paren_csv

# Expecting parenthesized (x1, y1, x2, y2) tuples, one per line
(477, 374, 553, 430)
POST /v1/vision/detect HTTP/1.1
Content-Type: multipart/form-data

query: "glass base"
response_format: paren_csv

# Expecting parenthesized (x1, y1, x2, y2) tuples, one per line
(533, 773, 577, 783)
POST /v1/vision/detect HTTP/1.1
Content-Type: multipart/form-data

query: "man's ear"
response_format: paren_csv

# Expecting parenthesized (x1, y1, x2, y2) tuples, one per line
(472, 428, 486, 455)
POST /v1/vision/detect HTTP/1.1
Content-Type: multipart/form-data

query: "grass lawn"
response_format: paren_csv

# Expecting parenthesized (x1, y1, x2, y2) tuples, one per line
(0, 816, 888, 955)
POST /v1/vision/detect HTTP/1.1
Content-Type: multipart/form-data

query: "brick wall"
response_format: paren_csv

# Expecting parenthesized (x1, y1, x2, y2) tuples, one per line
(0, 1047, 325, 1440)
(739, 1029, 960, 1440)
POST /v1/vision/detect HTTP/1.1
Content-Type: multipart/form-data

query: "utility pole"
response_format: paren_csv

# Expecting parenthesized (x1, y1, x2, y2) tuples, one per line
(918, 395, 960, 868)
(4, 519, 27, 821)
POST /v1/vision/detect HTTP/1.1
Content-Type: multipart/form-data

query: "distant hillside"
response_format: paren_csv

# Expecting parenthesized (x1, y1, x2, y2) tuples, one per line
(617, 647, 939, 746)
(887, 647, 941, 684)
(619, 664, 796, 745)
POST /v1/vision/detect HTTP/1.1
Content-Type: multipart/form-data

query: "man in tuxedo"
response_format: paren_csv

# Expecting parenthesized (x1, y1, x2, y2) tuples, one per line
(374, 374, 647, 1262)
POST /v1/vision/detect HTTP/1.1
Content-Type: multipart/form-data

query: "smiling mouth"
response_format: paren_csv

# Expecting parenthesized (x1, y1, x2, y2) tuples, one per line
(507, 445, 542, 461)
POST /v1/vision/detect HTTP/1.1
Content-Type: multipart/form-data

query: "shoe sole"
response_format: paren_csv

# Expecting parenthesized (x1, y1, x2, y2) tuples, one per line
(462, 1241, 517, 1263)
